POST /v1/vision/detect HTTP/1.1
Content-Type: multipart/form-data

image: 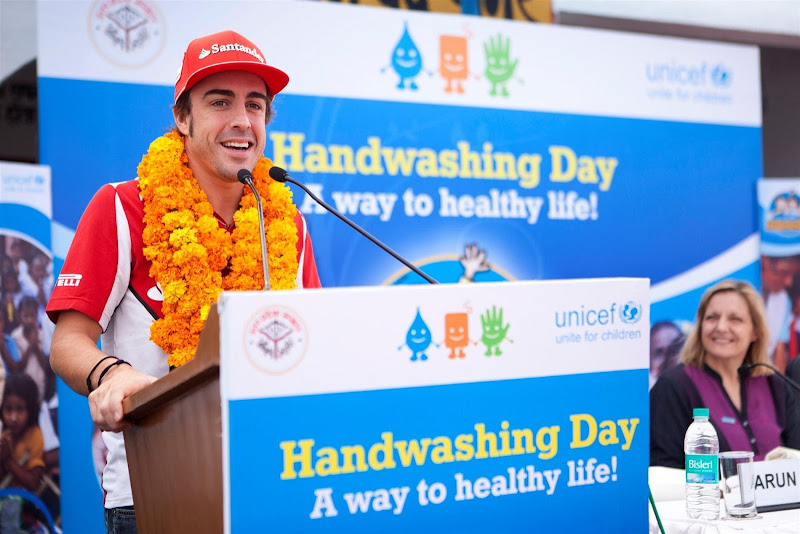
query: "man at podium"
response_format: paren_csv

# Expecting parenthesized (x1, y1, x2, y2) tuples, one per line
(46, 30, 321, 533)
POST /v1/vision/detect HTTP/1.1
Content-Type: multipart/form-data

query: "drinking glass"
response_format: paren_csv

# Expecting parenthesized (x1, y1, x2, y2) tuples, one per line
(719, 451, 757, 518)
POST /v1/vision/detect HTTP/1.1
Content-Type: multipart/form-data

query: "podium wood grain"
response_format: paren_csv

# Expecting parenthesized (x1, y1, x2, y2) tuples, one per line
(122, 306, 223, 534)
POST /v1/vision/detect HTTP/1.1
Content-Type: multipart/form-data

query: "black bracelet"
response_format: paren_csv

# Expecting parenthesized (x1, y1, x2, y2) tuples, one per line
(86, 356, 117, 393)
(97, 359, 132, 387)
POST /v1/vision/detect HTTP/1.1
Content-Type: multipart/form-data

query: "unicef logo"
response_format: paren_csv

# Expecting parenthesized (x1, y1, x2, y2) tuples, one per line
(711, 64, 732, 87)
(619, 301, 642, 324)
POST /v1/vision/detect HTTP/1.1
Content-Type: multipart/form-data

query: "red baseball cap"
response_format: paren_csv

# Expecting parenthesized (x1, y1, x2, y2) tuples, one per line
(174, 30, 289, 103)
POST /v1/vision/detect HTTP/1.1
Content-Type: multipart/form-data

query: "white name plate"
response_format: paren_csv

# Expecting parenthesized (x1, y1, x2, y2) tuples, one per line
(753, 459, 800, 509)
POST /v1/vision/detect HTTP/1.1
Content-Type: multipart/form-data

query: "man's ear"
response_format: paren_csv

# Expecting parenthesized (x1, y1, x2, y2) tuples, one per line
(173, 107, 190, 136)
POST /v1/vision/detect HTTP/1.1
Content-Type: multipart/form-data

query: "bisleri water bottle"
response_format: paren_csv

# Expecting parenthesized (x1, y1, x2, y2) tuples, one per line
(684, 407, 720, 520)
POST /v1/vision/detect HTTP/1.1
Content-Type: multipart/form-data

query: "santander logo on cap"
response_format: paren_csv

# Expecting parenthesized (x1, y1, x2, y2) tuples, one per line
(199, 42, 266, 64)
(174, 30, 290, 103)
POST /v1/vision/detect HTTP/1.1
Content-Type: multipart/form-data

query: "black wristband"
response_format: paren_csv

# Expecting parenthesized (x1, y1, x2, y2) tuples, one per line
(86, 356, 117, 393)
(97, 359, 132, 387)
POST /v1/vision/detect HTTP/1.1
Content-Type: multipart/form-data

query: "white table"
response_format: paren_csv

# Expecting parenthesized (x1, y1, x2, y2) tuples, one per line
(649, 500, 800, 533)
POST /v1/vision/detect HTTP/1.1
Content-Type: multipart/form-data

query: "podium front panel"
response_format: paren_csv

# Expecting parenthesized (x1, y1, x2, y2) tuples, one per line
(217, 278, 649, 533)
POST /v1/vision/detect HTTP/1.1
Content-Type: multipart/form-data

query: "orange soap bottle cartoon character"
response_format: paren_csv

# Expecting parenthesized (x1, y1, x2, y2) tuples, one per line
(440, 35, 468, 94)
(444, 312, 470, 359)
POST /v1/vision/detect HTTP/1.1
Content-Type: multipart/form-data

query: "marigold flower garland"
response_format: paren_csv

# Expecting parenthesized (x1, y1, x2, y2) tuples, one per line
(138, 131, 298, 367)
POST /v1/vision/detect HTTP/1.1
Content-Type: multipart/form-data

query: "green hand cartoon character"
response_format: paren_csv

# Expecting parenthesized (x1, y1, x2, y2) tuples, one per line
(481, 305, 512, 356)
(483, 34, 519, 98)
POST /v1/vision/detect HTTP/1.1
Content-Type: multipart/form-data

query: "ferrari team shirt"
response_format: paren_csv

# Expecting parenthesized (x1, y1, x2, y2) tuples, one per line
(46, 179, 321, 508)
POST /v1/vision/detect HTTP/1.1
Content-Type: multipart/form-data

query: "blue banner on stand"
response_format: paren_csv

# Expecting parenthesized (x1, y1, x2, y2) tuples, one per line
(219, 278, 649, 533)
(228, 371, 647, 532)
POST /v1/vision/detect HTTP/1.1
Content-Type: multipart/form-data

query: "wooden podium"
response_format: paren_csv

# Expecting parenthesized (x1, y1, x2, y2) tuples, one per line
(120, 280, 650, 533)
(122, 307, 223, 534)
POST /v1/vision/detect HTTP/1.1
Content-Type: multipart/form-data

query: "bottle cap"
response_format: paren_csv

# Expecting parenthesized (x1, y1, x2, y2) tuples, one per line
(693, 407, 709, 417)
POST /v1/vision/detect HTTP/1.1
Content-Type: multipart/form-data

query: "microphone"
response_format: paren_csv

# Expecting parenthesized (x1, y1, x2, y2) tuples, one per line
(268, 166, 438, 284)
(237, 168, 270, 290)
(739, 362, 800, 393)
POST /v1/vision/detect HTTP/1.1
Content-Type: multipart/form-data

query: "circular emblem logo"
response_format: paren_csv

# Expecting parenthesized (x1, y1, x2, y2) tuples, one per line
(88, 0, 166, 68)
(619, 301, 643, 324)
(244, 307, 308, 374)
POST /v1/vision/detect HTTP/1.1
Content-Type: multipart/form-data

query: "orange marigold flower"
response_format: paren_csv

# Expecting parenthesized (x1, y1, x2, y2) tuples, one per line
(138, 133, 299, 367)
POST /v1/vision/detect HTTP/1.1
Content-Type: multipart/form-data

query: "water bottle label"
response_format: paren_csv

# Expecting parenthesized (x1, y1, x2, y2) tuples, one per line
(685, 454, 719, 484)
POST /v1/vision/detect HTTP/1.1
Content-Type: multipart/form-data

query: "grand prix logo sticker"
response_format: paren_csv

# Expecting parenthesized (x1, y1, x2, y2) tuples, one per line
(244, 307, 308, 374)
(88, 0, 166, 68)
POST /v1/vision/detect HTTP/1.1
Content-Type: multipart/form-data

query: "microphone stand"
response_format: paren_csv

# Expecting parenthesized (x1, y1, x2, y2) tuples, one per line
(741, 362, 800, 393)
(237, 169, 270, 290)
(269, 167, 438, 285)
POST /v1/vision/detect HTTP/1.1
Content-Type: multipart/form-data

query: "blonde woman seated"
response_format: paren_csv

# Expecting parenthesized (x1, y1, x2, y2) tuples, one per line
(650, 280, 800, 468)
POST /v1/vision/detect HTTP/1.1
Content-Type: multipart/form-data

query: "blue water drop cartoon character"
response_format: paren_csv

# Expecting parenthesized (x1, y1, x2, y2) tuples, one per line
(390, 23, 423, 90)
(402, 308, 433, 361)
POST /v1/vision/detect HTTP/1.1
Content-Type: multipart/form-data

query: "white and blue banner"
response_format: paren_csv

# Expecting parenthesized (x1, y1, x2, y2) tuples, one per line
(36, 1, 762, 531)
(0, 162, 51, 254)
(37, 1, 762, 292)
(219, 278, 649, 532)
(0, 161, 59, 531)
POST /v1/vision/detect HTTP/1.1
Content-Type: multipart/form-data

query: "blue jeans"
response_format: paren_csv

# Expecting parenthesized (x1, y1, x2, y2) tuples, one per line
(105, 506, 137, 534)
